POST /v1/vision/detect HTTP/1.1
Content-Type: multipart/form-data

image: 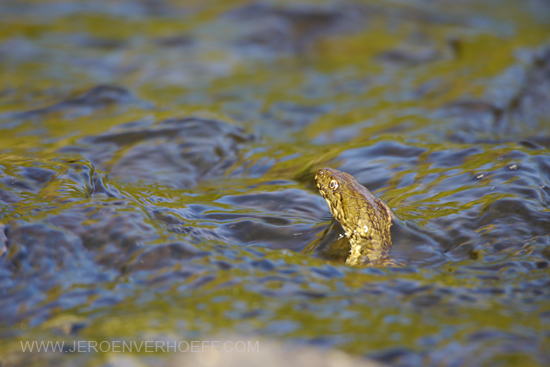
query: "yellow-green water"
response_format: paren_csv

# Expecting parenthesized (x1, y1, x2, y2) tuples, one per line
(1, 0, 550, 366)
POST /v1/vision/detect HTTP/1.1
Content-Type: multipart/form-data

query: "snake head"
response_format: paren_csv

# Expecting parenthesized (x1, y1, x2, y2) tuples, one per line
(315, 167, 393, 233)
(315, 167, 362, 226)
(315, 168, 349, 202)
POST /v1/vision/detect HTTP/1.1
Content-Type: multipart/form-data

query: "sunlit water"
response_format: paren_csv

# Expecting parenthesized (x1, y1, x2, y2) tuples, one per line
(1, 0, 550, 366)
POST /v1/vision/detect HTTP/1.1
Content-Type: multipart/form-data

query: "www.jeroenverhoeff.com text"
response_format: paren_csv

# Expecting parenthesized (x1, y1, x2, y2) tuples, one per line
(20, 340, 260, 353)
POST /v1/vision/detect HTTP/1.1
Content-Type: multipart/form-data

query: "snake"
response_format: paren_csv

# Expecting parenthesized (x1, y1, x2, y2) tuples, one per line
(315, 168, 393, 266)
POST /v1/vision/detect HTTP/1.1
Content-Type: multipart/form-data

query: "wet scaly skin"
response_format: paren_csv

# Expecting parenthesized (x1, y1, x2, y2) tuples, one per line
(315, 168, 393, 266)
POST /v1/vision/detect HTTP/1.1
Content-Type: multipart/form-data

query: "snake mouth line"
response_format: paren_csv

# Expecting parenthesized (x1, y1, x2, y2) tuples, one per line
(316, 183, 328, 197)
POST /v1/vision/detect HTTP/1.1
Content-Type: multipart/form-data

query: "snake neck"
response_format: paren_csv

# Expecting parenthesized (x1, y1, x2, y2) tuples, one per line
(345, 228, 392, 266)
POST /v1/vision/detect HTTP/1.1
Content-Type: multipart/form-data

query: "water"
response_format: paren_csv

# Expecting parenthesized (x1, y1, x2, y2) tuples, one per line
(1, 0, 550, 366)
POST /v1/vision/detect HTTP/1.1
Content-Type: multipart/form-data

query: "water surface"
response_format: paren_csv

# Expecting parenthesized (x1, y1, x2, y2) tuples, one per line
(1, 0, 550, 366)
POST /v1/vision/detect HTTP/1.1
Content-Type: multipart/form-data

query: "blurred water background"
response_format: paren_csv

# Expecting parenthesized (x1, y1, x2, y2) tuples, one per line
(1, 0, 550, 366)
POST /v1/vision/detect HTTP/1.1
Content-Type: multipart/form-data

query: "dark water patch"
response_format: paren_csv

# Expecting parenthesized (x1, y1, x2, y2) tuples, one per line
(311, 265, 345, 279)
(435, 196, 550, 258)
(50, 205, 159, 269)
(149, 188, 327, 251)
(0, 162, 54, 196)
(123, 241, 210, 273)
(370, 347, 422, 367)
(0, 157, 123, 220)
(467, 329, 537, 344)
(0, 220, 118, 326)
(0, 224, 6, 257)
(0, 0, 188, 18)
(437, 100, 503, 140)
(308, 220, 349, 262)
(1, 192, 234, 325)
(206, 213, 292, 226)
(6, 85, 143, 121)
(69, 34, 128, 50)
(433, 45, 550, 143)
(336, 141, 428, 191)
(5, 221, 91, 277)
(427, 147, 484, 169)
(250, 259, 276, 272)
(261, 102, 332, 137)
(1, 1, 550, 366)
(294, 290, 327, 299)
(218, 189, 326, 219)
(20, 166, 55, 184)
(377, 47, 440, 67)
(221, 220, 317, 251)
(225, 1, 479, 60)
(153, 35, 194, 48)
(0, 186, 23, 208)
(226, 2, 369, 55)
(61, 117, 254, 188)
(0, 37, 44, 66)
(389, 220, 442, 266)
(375, 32, 452, 67)
(478, 198, 550, 232)
(182, 274, 216, 289)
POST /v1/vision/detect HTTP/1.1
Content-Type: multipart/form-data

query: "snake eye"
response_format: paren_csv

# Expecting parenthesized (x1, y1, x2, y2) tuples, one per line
(329, 179, 339, 191)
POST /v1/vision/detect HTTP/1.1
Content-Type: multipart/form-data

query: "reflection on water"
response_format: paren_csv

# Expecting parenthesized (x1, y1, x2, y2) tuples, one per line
(1, 0, 550, 366)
